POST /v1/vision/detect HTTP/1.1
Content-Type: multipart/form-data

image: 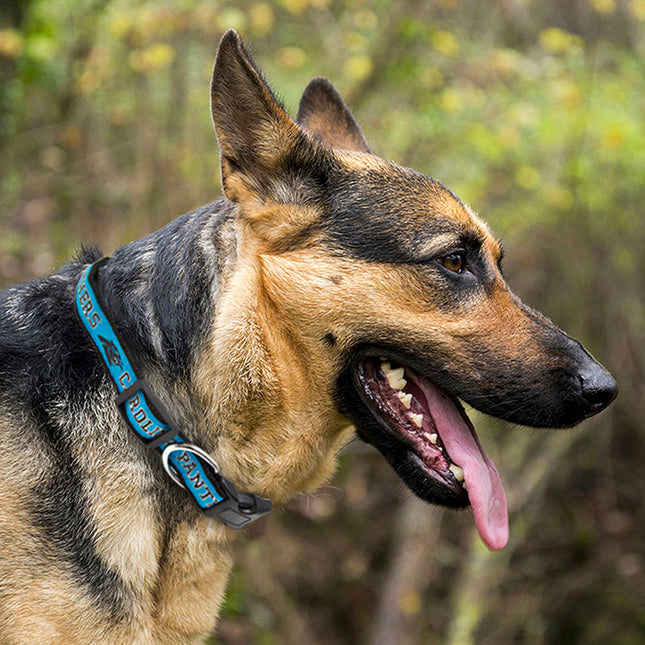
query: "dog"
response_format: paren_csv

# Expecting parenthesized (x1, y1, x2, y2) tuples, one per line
(0, 29, 617, 644)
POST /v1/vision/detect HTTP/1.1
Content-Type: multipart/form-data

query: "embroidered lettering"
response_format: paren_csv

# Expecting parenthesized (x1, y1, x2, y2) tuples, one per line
(126, 391, 167, 438)
(199, 488, 216, 503)
(81, 298, 91, 314)
(188, 471, 205, 489)
(119, 373, 133, 389)
(78, 286, 101, 328)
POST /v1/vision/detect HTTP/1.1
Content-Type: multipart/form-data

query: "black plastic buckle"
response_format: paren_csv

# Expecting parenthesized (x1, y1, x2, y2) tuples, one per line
(203, 476, 273, 529)
(161, 442, 272, 530)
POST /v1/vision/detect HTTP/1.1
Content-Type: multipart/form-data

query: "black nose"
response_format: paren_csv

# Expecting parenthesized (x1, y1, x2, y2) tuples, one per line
(580, 366, 618, 416)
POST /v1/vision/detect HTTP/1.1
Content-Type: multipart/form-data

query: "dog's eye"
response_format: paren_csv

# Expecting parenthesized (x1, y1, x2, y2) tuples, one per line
(438, 252, 465, 274)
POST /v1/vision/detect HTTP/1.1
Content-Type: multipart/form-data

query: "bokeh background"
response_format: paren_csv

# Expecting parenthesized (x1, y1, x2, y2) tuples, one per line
(1, 1, 644, 643)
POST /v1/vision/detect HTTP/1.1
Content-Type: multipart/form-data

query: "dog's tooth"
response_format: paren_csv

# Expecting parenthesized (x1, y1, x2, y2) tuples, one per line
(410, 413, 423, 428)
(424, 432, 438, 444)
(449, 464, 465, 482)
(386, 367, 406, 390)
(398, 392, 412, 409)
(380, 361, 391, 372)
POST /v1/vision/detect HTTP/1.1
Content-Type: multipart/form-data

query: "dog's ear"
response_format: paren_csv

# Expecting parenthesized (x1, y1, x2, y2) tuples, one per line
(211, 29, 327, 204)
(296, 77, 370, 153)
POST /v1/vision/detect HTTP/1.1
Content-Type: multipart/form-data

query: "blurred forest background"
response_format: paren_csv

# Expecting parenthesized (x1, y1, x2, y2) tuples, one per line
(1, 0, 644, 643)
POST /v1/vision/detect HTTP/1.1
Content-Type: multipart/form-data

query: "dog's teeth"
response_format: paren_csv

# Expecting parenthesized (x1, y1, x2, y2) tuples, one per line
(449, 464, 465, 482)
(380, 361, 391, 372)
(386, 367, 407, 390)
(424, 432, 438, 444)
(410, 413, 423, 428)
(398, 392, 412, 409)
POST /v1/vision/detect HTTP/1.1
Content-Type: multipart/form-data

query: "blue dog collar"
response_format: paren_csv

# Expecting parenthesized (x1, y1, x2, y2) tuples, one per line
(75, 257, 272, 529)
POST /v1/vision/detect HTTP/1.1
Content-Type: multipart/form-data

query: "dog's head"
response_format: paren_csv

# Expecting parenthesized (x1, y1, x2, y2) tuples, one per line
(208, 30, 617, 549)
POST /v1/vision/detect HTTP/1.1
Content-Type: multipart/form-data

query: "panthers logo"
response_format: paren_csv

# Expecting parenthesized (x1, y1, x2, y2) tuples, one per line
(98, 335, 122, 370)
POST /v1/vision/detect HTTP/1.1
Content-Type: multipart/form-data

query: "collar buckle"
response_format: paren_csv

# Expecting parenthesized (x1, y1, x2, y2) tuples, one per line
(162, 442, 271, 529)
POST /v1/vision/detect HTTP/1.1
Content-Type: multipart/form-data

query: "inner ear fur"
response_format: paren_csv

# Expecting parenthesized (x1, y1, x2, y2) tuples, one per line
(297, 77, 370, 153)
(210, 29, 330, 204)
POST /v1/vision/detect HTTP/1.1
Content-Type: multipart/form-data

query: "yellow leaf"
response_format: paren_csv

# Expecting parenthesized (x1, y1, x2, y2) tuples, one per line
(279, 0, 309, 14)
(439, 88, 463, 113)
(249, 3, 275, 36)
(25, 34, 58, 62)
(353, 9, 378, 30)
(498, 125, 520, 150)
(432, 30, 460, 58)
(420, 67, 443, 89)
(343, 55, 372, 81)
(514, 166, 540, 190)
(508, 102, 540, 128)
(108, 13, 133, 39)
(400, 591, 422, 617)
(601, 124, 627, 151)
(539, 28, 583, 54)
(590, 0, 616, 13)
(491, 48, 521, 76)
(61, 124, 84, 151)
(129, 43, 175, 73)
(549, 78, 583, 109)
(631, 0, 645, 19)
(108, 105, 134, 126)
(216, 7, 248, 32)
(193, 2, 220, 34)
(544, 186, 574, 210)
(345, 31, 368, 53)
(277, 46, 307, 70)
(75, 69, 100, 95)
(0, 29, 24, 58)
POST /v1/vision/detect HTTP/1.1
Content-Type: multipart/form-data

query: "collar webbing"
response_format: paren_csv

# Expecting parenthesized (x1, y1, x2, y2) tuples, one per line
(75, 257, 271, 529)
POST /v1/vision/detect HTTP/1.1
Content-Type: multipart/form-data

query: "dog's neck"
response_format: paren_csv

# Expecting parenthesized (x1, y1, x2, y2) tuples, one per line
(193, 214, 353, 505)
(97, 199, 352, 507)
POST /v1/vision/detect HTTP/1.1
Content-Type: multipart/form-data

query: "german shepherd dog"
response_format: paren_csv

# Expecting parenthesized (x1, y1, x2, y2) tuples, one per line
(0, 30, 617, 643)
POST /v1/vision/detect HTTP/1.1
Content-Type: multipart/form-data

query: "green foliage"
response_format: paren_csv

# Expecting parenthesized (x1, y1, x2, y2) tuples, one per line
(1, 1, 644, 643)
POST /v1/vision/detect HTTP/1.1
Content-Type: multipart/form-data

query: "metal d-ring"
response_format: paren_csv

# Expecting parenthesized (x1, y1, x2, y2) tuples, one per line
(161, 443, 221, 490)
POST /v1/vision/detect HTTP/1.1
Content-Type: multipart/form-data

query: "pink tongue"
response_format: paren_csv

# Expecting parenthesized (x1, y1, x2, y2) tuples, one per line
(419, 382, 509, 551)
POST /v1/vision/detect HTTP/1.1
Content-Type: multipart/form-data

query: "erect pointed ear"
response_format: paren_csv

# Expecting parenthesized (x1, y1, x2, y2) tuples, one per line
(210, 30, 325, 203)
(296, 77, 370, 153)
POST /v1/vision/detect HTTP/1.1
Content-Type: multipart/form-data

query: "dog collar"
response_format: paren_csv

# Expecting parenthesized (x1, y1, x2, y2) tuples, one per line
(75, 257, 272, 529)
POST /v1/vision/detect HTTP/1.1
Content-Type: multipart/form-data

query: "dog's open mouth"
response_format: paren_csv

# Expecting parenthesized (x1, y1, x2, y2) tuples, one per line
(351, 356, 508, 551)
